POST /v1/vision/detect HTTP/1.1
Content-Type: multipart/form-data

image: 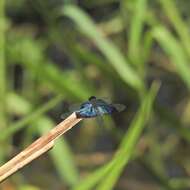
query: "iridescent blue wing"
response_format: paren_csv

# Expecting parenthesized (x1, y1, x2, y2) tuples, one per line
(95, 99, 115, 114)
(96, 105, 110, 114)
(61, 100, 93, 119)
(98, 98, 126, 112)
(95, 99, 126, 114)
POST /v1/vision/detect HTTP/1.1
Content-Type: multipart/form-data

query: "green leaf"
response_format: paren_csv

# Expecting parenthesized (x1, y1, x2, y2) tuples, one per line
(152, 26, 190, 88)
(0, 0, 8, 163)
(0, 0, 7, 130)
(159, 0, 190, 58)
(128, 0, 147, 67)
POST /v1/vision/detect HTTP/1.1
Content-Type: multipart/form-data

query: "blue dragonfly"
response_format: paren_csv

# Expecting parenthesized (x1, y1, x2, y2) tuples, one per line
(67, 96, 125, 119)
(75, 96, 125, 119)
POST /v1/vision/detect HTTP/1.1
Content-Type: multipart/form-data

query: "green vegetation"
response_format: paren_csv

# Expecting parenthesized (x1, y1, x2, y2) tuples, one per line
(1, 0, 190, 189)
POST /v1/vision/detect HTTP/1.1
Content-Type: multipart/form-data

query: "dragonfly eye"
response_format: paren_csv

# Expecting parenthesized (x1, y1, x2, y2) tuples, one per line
(89, 96, 96, 101)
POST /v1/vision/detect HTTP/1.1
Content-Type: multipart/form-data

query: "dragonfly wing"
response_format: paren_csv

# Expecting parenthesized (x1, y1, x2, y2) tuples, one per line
(60, 103, 81, 119)
(60, 111, 72, 119)
(96, 98, 126, 113)
(112, 104, 126, 112)
(94, 105, 105, 126)
(99, 97, 112, 104)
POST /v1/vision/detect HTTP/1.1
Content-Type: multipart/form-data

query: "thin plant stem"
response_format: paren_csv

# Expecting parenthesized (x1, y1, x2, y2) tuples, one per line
(0, 113, 82, 182)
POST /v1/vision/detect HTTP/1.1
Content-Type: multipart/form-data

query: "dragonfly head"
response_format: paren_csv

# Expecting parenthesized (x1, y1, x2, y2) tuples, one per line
(89, 96, 96, 101)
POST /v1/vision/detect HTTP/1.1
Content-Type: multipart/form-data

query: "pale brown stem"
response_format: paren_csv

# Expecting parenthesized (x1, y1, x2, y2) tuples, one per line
(0, 112, 82, 183)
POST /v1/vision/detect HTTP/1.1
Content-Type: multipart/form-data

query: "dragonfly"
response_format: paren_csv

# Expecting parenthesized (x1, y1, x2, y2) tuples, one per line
(69, 96, 126, 119)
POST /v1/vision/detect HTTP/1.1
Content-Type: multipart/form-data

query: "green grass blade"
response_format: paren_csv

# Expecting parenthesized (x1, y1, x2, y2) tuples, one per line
(74, 81, 160, 190)
(152, 26, 190, 88)
(62, 5, 145, 93)
(96, 81, 160, 190)
(128, 0, 147, 67)
(159, 0, 190, 58)
(141, 30, 153, 64)
(0, 0, 6, 130)
(0, 0, 7, 163)
(71, 44, 116, 77)
(7, 93, 33, 115)
(98, 14, 123, 36)
(73, 158, 117, 190)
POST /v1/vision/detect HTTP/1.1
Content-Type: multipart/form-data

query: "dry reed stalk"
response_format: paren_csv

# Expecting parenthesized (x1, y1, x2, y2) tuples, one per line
(0, 112, 82, 183)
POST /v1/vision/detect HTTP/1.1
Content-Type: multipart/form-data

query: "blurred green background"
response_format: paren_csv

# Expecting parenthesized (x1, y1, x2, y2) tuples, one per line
(0, 0, 190, 189)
